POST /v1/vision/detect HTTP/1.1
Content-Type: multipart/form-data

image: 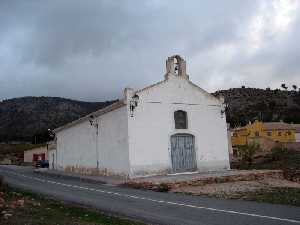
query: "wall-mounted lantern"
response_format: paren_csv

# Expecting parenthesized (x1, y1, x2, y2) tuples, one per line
(130, 94, 139, 117)
(221, 103, 228, 118)
(89, 115, 94, 125)
(47, 128, 55, 139)
(89, 115, 99, 134)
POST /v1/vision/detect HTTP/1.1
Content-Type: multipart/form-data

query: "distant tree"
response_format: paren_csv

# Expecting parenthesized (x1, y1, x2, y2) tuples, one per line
(266, 87, 271, 91)
(281, 83, 288, 90)
(241, 85, 245, 88)
(292, 85, 297, 91)
(268, 100, 276, 110)
(32, 130, 54, 144)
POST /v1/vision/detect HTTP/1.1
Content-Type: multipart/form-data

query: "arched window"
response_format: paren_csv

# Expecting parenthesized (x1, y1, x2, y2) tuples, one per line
(174, 110, 188, 129)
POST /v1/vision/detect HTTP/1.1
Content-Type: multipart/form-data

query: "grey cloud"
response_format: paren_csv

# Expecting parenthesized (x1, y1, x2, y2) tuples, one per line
(0, 0, 299, 101)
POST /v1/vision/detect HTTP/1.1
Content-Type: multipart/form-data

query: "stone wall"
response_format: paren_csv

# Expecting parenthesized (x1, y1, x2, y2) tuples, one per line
(125, 170, 283, 191)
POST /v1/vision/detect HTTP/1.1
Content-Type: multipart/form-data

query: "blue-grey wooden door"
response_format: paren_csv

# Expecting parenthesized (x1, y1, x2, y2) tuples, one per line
(171, 134, 196, 173)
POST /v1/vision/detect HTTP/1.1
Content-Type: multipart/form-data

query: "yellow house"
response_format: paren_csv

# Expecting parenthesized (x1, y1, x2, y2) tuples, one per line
(231, 120, 296, 146)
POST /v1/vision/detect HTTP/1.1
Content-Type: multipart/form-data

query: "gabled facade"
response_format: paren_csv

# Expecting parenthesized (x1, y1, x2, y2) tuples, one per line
(53, 55, 230, 177)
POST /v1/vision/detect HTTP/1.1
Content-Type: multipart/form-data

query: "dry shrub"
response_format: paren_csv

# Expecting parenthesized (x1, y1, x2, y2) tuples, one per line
(283, 169, 300, 182)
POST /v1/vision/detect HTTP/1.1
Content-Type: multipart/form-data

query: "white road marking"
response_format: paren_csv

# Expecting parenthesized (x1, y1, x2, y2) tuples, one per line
(2, 169, 300, 224)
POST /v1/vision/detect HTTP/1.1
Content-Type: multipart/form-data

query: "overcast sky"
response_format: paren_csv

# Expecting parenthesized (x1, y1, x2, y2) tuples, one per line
(0, 0, 299, 101)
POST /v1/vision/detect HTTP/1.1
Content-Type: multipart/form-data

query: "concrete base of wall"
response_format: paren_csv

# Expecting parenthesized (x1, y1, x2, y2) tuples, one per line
(197, 160, 230, 171)
(63, 165, 129, 178)
(55, 160, 230, 179)
(130, 160, 230, 178)
(130, 164, 171, 178)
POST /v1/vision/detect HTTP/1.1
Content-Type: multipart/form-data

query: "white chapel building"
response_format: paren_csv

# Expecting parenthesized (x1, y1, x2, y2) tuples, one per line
(52, 55, 230, 177)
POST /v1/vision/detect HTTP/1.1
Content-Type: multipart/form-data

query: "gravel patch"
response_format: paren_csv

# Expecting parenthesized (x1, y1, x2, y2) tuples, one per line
(171, 178, 300, 196)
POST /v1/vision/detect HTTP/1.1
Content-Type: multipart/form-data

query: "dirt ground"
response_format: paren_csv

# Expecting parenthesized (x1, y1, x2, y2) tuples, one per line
(171, 178, 300, 197)
(0, 186, 145, 225)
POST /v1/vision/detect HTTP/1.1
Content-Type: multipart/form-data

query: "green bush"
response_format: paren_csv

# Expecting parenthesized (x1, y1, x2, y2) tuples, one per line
(270, 147, 300, 170)
(271, 147, 289, 161)
(269, 146, 300, 181)
(236, 143, 260, 166)
(244, 187, 300, 206)
(234, 145, 300, 172)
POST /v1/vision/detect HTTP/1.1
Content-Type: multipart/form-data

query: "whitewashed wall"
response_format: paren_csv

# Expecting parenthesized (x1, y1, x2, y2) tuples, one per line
(127, 75, 230, 177)
(24, 146, 47, 163)
(56, 106, 130, 175)
(48, 149, 56, 169)
(55, 74, 230, 178)
(97, 106, 129, 175)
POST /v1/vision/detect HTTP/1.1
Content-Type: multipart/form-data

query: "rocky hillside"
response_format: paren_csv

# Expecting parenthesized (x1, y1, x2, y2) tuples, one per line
(0, 88, 299, 142)
(214, 88, 300, 127)
(0, 97, 116, 143)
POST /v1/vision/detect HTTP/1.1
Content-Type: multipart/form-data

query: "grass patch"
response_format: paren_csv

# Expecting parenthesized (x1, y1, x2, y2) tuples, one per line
(0, 184, 146, 225)
(240, 187, 300, 207)
(182, 186, 300, 207)
(233, 148, 300, 171)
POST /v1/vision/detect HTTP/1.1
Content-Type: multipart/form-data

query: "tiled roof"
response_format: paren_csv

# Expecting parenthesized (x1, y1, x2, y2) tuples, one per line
(262, 122, 294, 130)
(53, 100, 125, 133)
(231, 127, 247, 132)
(291, 124, 300, 133)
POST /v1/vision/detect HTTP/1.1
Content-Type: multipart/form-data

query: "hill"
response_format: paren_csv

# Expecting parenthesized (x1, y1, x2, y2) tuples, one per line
(0, 88, 299, 143)
(213, 88, 300, 127)
(0, 97, 116, 143)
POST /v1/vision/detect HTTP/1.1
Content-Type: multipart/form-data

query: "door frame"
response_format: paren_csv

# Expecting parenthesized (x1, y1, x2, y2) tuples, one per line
(169, 133, 197, 173)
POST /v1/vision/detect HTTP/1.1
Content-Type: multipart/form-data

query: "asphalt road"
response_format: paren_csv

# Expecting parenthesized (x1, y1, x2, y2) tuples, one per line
(0, 165, 300, 225)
